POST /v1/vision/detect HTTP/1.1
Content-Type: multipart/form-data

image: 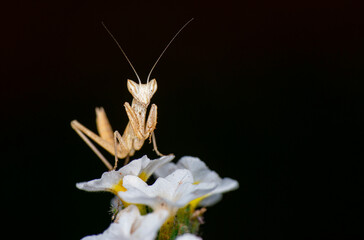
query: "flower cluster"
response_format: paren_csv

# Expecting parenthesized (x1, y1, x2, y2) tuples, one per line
(77, 155, 239, 240)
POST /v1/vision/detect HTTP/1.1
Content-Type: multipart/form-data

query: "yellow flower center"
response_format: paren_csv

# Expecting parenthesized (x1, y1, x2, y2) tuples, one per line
(189, 196, 205, 211)
(111, 171, 149, 194)
(138, 171, 148, 182)
(112, 179, 127, 193)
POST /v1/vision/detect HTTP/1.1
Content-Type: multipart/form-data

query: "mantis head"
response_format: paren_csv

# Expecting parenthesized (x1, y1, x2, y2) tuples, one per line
(102, 19, 193, 106)
(127, 79, 157, 106)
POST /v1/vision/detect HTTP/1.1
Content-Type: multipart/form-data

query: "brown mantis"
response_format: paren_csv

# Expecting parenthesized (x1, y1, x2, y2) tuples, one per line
(71, 19, 193, 170)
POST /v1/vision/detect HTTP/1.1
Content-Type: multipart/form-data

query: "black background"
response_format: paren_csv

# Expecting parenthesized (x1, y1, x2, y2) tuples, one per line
(2, 0, 363, 239)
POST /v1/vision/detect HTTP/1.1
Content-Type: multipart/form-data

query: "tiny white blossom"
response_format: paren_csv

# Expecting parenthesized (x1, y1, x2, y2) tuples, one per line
(81, 205, 169, 240)
(76, 155, 174, 194)
(176, 233, 202, 240)
(154, 156, 239, 207)
(118, 169, 216, 213)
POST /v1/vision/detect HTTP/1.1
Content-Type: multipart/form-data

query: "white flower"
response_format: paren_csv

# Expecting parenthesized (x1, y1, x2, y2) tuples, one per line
(176, 233, 202, 240)
(118, 169, 216, 214)
(154, 156, 239, 207)
(76, 155, 174, 194)
(81, 205, 169, 240)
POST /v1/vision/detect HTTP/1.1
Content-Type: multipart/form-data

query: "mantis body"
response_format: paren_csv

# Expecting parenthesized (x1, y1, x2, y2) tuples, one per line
(71, 19, 193, 170)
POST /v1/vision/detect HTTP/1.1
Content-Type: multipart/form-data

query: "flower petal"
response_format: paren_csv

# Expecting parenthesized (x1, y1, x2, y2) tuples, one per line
(154, 156, 239, 207)
(76, 155, 174, 193)
(176, 233, 202, 240)
(81, 205, 169, 240)
(141, 155, 175, 180)
(119, 169, 216, 211)
(76, 170, 122, 192)
(154, 162, 177, 178)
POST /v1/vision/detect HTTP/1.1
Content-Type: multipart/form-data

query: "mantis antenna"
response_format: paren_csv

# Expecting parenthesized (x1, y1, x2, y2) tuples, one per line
(146, 18, 194, 83)
(101, 22, 142, 85)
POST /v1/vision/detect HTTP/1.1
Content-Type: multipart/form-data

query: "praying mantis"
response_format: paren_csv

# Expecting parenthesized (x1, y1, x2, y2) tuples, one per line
(71, 19, 193, 170)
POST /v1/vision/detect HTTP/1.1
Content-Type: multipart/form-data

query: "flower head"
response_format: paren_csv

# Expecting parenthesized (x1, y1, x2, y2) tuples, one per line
(81, 205, 169, 240)
(76, 155, 174, 194)
(154, 156, 239, 207)
(118, 169, 216, 214)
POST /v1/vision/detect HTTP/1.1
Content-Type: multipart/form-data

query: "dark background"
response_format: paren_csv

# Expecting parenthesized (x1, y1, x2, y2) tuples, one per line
(2, 0, 363, 239)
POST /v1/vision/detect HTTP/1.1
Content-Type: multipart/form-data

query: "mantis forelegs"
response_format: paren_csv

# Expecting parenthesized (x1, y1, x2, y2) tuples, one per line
(124, 103, 165, 156)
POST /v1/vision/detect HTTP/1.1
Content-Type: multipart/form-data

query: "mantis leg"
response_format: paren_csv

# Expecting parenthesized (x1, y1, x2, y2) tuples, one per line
(151, 132, 165, 157)
(71, 120, 113, 170)
(146, 104, 166, 157)
(95, 107, 114, 143)
(113, 130, 131, 168)
(146, 104, 157, 143)
(124, 102, 146, 140)
(71, 120, 130, 169)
